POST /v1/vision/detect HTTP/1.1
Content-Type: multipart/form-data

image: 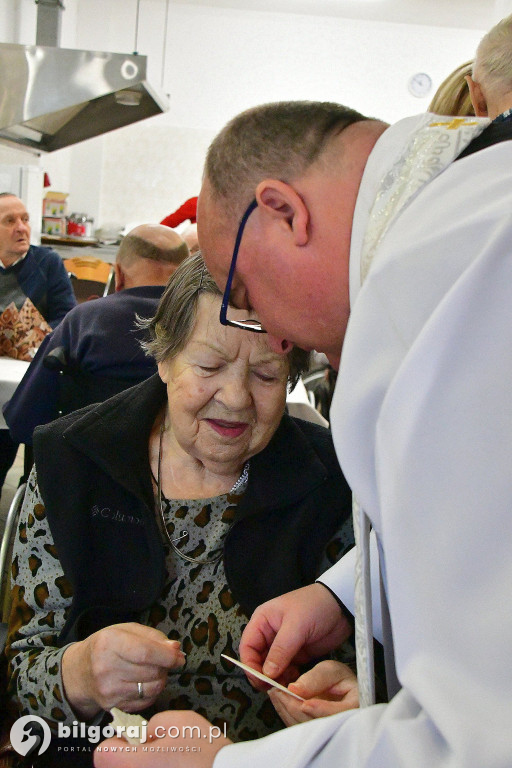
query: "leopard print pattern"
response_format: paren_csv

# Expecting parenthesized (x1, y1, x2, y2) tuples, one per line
(149, 490, 285, 739)
(149, 489, 353, 739)
(5, 468, 76, 728)
(5, 467, 352, 740)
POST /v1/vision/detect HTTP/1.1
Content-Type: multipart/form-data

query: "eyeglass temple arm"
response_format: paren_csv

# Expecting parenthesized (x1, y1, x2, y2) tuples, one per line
(220, 199, 258, 322)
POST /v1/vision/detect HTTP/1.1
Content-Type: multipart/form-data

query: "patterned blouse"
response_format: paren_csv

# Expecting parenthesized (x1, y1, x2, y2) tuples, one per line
(6, 466, 353, 740)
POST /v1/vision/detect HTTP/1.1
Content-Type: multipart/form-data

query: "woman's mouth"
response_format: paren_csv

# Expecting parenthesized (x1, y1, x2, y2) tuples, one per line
(205, 419, 248, 438)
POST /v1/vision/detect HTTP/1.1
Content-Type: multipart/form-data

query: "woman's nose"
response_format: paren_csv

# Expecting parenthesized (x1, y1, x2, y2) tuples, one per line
(217, 373, 252, 410)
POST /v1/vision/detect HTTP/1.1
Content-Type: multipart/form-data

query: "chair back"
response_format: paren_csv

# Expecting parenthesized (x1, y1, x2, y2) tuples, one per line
(0, 483, 26, 627)
(0, 485, 25, 765)
(63, 257, 114, 302)
(57, 369, 138, 417)
(43, 347, 143, 418)
(302, 365, 338, 422)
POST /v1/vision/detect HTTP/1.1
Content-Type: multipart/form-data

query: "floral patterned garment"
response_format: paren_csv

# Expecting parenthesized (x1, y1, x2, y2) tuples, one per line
(5, 466, 353, 739)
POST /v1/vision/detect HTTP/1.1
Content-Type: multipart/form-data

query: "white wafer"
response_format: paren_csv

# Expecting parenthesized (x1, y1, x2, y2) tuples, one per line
(221, 654, 305, 701)
(110, 707, 147, 745)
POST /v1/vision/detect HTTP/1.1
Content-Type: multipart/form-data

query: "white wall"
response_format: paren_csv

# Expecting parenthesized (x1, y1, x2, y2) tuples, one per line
(1, 1, 493, 230)
(493, 0, 512, 20)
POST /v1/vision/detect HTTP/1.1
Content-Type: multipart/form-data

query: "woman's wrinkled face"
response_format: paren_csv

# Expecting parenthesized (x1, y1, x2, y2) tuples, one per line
(158, 294, 289, 475)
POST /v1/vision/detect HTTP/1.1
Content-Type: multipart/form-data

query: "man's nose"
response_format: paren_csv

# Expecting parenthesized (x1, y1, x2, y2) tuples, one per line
(266, 334, 293, 355)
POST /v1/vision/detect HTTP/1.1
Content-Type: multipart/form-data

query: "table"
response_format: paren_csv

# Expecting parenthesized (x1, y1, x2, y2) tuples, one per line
(0, 357, 30, 429)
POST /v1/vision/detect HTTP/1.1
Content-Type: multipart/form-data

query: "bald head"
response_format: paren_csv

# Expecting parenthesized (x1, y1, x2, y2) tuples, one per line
(115, 223, 189, 291)
(182, 223, 199, 254)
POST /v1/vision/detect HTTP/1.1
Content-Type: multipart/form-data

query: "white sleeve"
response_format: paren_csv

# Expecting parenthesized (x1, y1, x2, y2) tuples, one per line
(317, 529, 383, 643)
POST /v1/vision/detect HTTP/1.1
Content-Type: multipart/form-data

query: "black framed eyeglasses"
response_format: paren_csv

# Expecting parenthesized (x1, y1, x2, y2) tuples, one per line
(219, 198, 266, 333)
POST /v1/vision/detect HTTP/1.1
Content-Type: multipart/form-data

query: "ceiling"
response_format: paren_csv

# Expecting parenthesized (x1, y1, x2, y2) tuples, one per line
(175, 0, 503, 30)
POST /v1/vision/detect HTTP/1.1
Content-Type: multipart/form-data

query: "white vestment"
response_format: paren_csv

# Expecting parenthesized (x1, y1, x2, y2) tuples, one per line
(216, 114, 512, 767)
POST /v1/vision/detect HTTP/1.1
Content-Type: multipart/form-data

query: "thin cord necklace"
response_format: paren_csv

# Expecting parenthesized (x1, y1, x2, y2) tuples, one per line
(156, 418, 248, 565)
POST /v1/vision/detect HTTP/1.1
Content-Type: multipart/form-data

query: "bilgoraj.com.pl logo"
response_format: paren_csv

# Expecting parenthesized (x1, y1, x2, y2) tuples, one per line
(10, 715, 227, 757)
(10, 715, 51, 758)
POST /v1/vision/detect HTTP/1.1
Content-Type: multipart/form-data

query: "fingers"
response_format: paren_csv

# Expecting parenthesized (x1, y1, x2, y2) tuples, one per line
(269, 681, 358, 727)
(88, 625, 186, 709)
(239, 591, 311, 684)
(63, 623, 186, 717)
(268, 661, 359, 726)
(240, 584, 349, 686)
(300, 693, 359, 717)
(107, 675, 169, 714)
(269, 661, 359, 725)
(268, 689, 310, 727)
(106, 624, 186, 669)
(289, 660, 357, 699)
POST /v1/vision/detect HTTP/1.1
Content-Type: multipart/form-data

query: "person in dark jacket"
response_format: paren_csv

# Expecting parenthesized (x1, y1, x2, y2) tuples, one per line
(3, 223, 190, 445)
(0, 193, 76, 327)
(5, 253, 355, 765)
(0, 192, 76, 497)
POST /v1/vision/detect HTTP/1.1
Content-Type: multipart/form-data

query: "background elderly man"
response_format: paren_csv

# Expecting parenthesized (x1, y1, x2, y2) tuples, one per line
(457, 13, 512, 160)
(467, 13, 512, 120)
(0, 193, 76, 326)
(96, 16, 512, 768)
(3, 223, 189, 448)
(0, 192, 76, 497)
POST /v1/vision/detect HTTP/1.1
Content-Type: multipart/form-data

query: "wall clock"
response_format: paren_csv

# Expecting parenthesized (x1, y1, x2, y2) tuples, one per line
(408, 72, 432, 98)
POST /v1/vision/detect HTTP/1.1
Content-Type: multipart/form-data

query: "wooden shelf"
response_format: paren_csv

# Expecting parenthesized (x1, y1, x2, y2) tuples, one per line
(41, 234, 99, 247)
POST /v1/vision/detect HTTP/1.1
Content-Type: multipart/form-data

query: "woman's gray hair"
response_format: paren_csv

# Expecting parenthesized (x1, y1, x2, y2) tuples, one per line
(140, 252, 310, 390)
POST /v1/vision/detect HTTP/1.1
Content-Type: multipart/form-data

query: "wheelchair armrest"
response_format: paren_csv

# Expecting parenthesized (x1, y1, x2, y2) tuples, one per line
(43, 346, 70, 373)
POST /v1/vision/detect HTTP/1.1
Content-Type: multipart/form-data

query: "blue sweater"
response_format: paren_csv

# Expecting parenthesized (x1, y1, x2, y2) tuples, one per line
(0, 245, 76, 328)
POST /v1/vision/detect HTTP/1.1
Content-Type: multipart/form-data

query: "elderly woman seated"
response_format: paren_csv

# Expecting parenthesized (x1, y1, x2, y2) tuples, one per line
(5, 254, 354, 763)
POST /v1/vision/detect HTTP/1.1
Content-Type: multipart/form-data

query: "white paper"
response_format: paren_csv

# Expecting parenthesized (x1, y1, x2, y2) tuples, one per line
(220, 654, 305, 701)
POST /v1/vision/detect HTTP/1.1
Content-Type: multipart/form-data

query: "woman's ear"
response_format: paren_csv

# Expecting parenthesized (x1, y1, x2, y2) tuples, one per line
(255, 180, 309, 246)
(157, 360, 169, 384)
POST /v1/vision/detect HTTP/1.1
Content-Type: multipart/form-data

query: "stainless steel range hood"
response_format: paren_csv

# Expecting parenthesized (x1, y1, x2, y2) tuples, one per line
(0, 42, 169, 153)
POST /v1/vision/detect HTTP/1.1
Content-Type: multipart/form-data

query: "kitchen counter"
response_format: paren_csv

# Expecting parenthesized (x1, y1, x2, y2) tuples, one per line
(40, 236, 119, 264)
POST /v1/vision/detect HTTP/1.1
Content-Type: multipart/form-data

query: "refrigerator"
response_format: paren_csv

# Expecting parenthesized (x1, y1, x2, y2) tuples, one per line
(0, 164, 43, 244)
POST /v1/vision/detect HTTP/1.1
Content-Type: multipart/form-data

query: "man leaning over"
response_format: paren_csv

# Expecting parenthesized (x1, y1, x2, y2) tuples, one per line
(94, 14, 512, 768)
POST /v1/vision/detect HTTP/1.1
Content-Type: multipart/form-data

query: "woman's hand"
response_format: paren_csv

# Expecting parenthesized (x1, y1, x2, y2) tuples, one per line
(268, 660, 359, 727)
(62, 623, 186, 720)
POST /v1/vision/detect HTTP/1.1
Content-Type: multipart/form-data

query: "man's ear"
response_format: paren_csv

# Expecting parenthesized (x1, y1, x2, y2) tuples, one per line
(466, 76, 488, 117)
(114, 262, 124, 292)
(255, 180, 309, 246)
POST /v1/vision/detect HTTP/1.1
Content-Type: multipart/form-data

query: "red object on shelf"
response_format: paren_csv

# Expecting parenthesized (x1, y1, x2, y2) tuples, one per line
(67, 213, 88, 237)
(67, 221, 86, 236)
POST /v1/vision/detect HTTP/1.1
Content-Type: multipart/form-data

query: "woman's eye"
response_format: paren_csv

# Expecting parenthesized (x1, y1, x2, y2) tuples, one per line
(198, 365, 220, 373)
(255, 371, 278, 382)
